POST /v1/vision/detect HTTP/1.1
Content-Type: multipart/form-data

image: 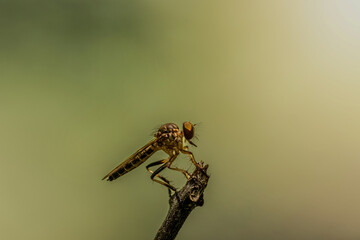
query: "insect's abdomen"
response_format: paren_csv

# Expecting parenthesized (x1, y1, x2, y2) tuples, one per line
(103, 144, 157, 181)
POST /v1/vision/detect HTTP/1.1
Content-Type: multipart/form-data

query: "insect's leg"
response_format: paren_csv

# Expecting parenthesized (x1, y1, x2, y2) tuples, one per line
(146, 159, 168, 173)
(180, 149, 200, 168)
(146, 159, 173, 196)
(150, 157, 177, 192)
(167, 161, 191, 179)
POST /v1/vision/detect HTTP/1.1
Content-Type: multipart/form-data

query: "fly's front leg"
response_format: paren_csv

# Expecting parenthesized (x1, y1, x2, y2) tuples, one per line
(180, 149, 201, 168)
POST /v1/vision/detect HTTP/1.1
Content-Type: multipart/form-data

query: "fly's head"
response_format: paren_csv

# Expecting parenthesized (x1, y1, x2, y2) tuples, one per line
(183, 121, 197, 147)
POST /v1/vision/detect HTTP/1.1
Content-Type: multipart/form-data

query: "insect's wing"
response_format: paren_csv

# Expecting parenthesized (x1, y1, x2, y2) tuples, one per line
(102, 138, 159, 181)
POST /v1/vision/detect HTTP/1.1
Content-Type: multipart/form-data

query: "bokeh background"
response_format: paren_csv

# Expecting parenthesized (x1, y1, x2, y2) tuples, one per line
(1, 1, 360, 239)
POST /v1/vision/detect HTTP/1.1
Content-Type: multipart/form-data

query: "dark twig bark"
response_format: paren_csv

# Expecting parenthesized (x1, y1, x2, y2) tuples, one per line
(154, 162, 210, 240)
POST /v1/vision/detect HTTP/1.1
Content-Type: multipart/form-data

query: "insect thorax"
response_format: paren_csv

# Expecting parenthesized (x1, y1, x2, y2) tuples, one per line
(154, 123, 183, 155)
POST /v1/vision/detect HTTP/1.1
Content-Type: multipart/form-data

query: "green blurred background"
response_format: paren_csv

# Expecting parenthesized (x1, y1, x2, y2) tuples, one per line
(1, 0, 360, 239)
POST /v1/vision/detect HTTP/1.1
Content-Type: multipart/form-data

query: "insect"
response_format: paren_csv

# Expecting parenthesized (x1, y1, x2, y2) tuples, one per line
(102, 122, 200, 192)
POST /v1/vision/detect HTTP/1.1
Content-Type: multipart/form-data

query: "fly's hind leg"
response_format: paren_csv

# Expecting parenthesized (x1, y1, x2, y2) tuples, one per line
(167, 163, 191, 179)
(151, 163, 177, 197)
(146, 158, 176, 196)
(146, 159, 169, 183)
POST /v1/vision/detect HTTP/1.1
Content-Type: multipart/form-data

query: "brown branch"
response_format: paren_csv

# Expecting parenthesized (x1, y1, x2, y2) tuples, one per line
(154, 162, 210, 240)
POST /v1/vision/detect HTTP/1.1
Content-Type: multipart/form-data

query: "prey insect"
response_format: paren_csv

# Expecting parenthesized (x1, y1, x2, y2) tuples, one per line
(102, 122, 200, 193)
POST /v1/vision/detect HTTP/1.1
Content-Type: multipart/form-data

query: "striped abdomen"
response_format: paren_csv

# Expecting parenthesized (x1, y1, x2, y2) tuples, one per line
(102, 141, 158, 181)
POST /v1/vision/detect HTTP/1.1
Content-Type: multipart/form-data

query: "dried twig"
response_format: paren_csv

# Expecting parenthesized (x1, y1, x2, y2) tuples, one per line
(154, 162, 210, 240)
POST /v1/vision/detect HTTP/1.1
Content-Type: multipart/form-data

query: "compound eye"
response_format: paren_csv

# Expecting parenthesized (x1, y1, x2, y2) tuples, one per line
(183, 121, 194, 140)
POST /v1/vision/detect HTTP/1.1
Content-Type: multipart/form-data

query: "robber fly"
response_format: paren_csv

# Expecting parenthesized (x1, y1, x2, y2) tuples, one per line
(102, 122, 199, 192)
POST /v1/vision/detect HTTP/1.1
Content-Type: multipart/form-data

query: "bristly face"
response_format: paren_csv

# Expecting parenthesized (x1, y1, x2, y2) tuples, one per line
(183, 121, 197, 147)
